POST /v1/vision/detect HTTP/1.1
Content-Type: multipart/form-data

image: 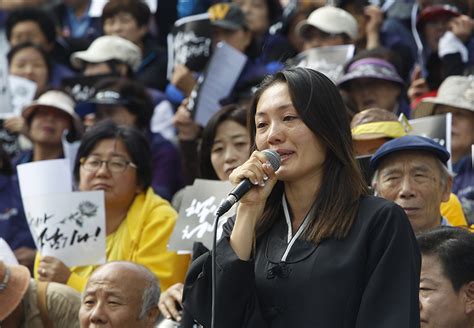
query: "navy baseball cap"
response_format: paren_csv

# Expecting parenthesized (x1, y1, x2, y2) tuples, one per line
(370, 135, 450, 171)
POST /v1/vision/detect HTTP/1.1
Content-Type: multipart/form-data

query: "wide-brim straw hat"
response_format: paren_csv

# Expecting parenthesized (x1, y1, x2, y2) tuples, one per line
(413, 75, 474, 118)
(0, 261, 30, 320)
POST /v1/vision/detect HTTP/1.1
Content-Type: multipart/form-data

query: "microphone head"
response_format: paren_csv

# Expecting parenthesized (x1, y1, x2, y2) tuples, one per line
(262, 149, 281, 171)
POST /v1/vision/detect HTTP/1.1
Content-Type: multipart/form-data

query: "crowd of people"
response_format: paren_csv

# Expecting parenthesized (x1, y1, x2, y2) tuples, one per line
(0, 0, 473, 327)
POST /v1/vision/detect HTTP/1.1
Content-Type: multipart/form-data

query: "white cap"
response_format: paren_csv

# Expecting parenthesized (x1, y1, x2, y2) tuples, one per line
(70, 35, 142, 71)
(297, 6, 358, 41)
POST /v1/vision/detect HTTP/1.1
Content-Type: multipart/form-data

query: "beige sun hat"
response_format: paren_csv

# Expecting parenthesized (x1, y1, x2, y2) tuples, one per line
(413, 75, 474, 118)
(297, 6, 358, 41)
(22, 90, 83, 137)
(0, 261, 30, 320)
(70, 35, 142, 71)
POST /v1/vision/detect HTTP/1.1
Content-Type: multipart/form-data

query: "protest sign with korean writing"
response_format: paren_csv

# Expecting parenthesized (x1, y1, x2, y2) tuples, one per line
(18, 160, 106, 267)
(23, 191, 106, 267)
(169, 179, 235, 252)
(167, 13, 212, 79)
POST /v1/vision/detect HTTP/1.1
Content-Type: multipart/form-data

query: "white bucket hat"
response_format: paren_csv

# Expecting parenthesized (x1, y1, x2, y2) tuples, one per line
(413, 75, 474, 118)
(70, 35, 142, 71)
(22, 90, 83, 136)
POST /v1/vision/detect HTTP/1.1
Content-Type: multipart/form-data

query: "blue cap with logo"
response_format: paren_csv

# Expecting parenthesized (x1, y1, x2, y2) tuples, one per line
(369, 135, 450, 171)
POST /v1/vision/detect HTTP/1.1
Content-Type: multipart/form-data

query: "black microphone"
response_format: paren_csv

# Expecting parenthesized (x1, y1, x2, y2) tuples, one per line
(216, 149, 281, 216)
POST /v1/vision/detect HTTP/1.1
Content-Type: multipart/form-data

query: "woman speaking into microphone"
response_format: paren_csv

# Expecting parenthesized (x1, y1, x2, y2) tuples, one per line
(183, 68, 421, 327)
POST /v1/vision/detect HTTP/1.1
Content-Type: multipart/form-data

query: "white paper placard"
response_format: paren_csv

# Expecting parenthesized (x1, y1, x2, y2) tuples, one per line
(23, 191, 106, 267)
(168, 179, 235, 251)
(0, 238, 19, 265)
(17, 159, 72, 198)
(0, 56, 12, 118)
(193, 42, 247, 127)
(294, 44, 355, 83)
(9, 75, 37, 116)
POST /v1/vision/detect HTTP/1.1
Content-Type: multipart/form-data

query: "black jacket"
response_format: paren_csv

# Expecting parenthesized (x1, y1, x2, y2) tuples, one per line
(183, 196, 421, 327)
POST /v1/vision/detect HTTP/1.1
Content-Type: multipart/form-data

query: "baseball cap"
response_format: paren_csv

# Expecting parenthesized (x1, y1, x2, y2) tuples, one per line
(417, 4, 460, 28)
(338, 58, 404, 90)
(22, 90, 83, 136)
(208, 3, 247, 31)
(297, 6, 358, 41)
(370, 135, 450, 171)
(413, 75, 474, 118)
(70, 35, 142, 71)
(0, 261, 30, 321)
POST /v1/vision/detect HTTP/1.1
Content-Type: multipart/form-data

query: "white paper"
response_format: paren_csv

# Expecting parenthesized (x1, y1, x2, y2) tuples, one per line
(8, 75, 37, 116)
(0, 238, 19, 265)
(0, 56, 12, 118)
(23, 191, 106, 267)
(408, 113, 452, 171)
(89, 0, 157, 17)
(169, 179, 235, 251)
(194, 42, 247, 126)
(17, 159, 72, 198)
(445, 112, 452, 171)
(295, 44, 355, 83)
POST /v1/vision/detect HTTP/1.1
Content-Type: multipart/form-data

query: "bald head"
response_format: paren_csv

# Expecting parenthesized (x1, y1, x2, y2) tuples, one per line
(79, 261, 160, 328)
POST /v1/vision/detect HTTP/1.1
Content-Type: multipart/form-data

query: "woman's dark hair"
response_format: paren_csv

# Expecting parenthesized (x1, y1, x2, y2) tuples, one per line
(6, 7, 56, 44)
(417, 227, 474, 292)
(93, 77, 154, 131)
(7, 41, 52, 81)
(249, 67, 368, 242)
(199, 105, 248, 180)
(73, 120, 152, 190)
(102, 0, 151, 27)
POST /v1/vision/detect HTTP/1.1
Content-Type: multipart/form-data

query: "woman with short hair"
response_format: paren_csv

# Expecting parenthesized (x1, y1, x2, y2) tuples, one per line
(34, 121, 189, 293)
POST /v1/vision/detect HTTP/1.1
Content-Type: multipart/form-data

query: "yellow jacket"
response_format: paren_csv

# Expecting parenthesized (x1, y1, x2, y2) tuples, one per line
(35, 188, 189, 292)
(441, 193, 468, 227)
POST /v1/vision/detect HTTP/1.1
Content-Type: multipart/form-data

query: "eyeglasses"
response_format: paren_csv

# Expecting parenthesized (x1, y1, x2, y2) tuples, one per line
(80, 157, 137, 173)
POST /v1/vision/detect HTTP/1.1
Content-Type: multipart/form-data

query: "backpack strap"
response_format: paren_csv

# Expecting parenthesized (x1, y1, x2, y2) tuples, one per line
(37, 281, 53, 328)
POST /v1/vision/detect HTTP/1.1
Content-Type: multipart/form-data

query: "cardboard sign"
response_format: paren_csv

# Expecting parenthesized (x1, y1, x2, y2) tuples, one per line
(167, 13, 212, 79)
(169, 179, 236, 252)
(291, 44, 355, 83)
(23, 191, 106, 267)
